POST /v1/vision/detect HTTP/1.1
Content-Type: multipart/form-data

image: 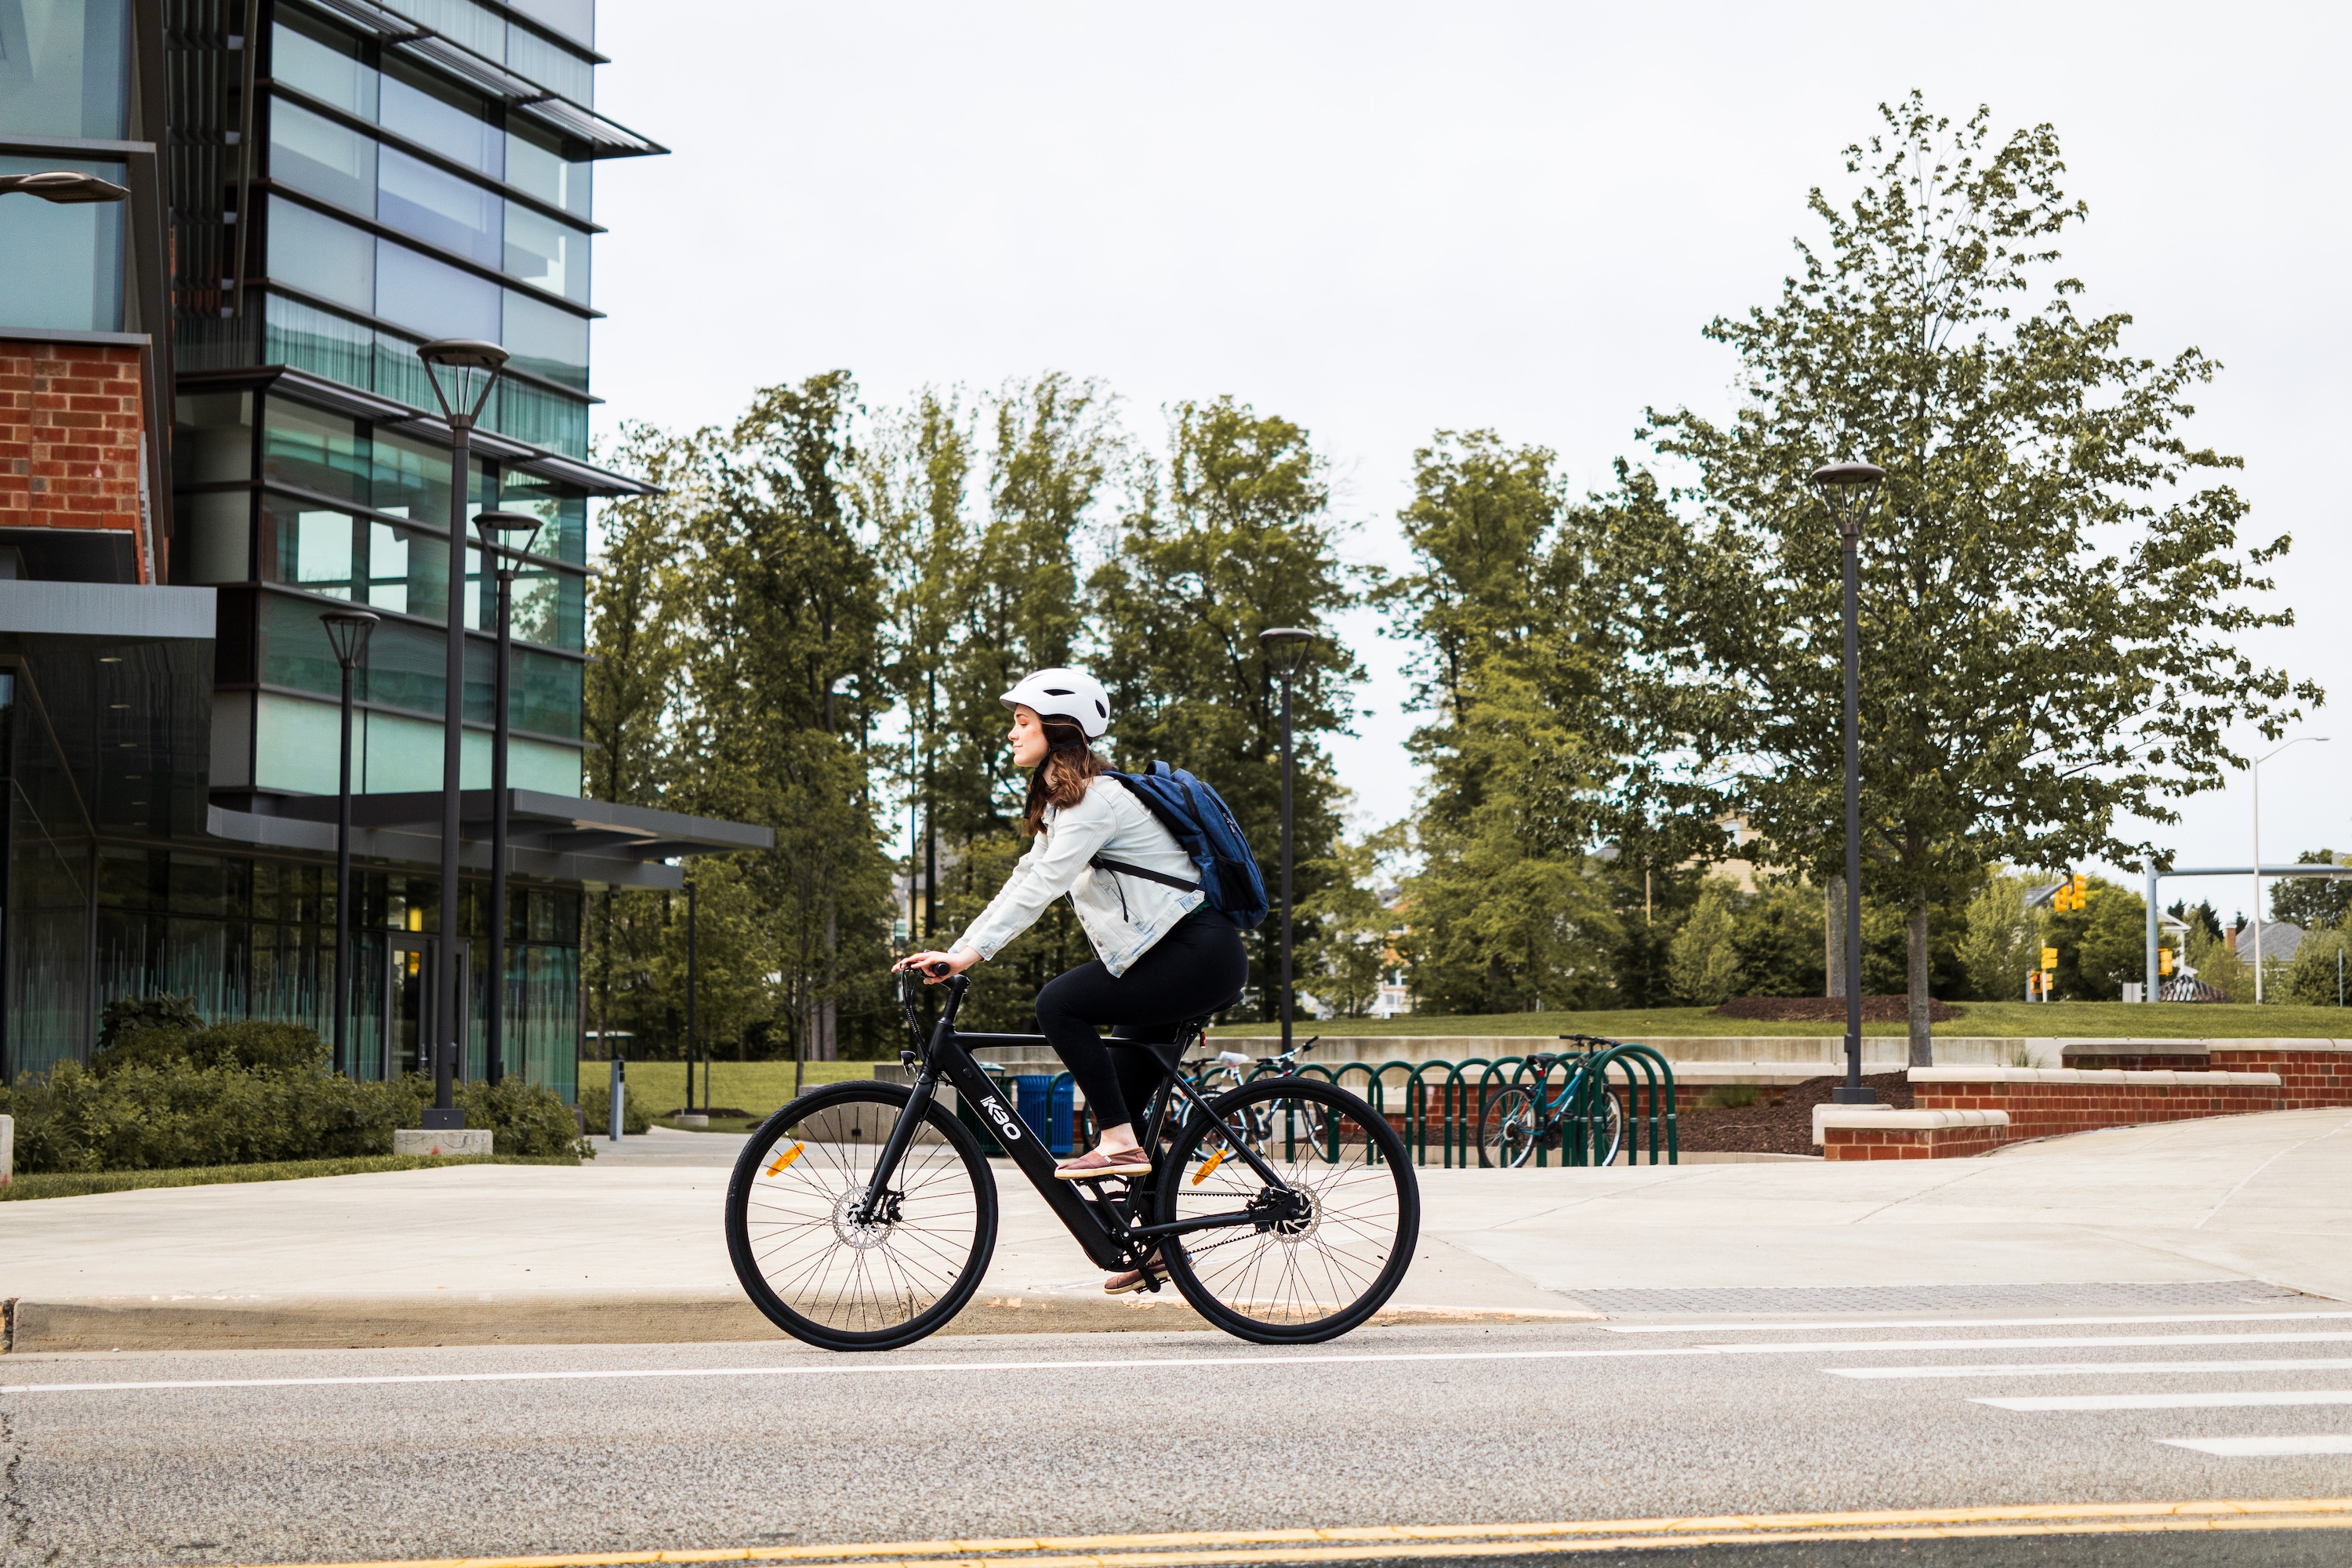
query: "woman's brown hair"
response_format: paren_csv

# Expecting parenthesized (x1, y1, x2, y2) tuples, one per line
(1021, 716, 1106, 835)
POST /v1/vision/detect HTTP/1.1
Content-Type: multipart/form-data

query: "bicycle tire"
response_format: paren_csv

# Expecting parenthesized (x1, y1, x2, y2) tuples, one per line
(724, 1082, 998, 1352)
(1478, 1086, 1539, 1169)
(1156, 1076, 1419, 1345)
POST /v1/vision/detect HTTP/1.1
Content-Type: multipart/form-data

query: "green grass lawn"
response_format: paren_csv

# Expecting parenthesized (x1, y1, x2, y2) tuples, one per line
(2, 1152, 579, 1201)
(580, 1058, 878, 1124)
(1210, 1001, 2350, 1040)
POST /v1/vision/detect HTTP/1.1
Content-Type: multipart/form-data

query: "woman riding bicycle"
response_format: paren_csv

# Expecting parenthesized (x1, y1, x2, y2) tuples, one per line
(894, 667, 1248, 1290)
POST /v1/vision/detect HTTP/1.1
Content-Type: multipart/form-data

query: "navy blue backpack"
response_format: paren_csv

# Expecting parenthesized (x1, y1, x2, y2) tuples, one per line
(1089, 762, 1270, 930)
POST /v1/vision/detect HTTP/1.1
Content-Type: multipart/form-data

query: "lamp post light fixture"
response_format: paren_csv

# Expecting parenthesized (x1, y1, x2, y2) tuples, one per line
(416, 339, 508, 1126)
(471, 510, 543, 1088)
(320, 609, 380, 1077)
(0, 170, 131, 203)
(1809, 460, 1886, 1105)
(2250, 735, 2330, 1004)
(1258, 627, 1316, 1059)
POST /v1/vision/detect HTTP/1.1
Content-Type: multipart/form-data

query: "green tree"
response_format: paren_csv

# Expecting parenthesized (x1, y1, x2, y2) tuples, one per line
(1959, 870, 2044, 1001)
(1577, 96, 2318, 1063)
(1092, 396, 1363, 1020)
(2045, 877, 2145, 1000)
(1667, 881, 1745, 1006)
(2286, 927, 2350, 1007)
(1294, 822, 1408, 1018)
(2270, 851, 2351, 930)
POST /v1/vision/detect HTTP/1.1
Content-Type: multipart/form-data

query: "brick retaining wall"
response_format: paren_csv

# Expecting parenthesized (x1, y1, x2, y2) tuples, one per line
(1911, 1067, 2283, 1142)
(0, 339, 147, 562)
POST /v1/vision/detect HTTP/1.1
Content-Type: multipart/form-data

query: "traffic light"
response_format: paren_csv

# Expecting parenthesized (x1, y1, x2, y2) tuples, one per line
(2042, 946, 2059, 971)
(2071, 873, 2088, 905)
(2159, 948, 2175, 976)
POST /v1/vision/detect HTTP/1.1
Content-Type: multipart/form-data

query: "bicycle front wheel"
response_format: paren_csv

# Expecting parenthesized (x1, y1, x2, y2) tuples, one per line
(1156, 1077, 1419, 1345)
(725, 1083, 998, 1352)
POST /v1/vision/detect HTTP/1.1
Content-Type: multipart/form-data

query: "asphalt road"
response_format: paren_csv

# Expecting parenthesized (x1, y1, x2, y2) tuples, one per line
(6, 1310, 2352, 1567)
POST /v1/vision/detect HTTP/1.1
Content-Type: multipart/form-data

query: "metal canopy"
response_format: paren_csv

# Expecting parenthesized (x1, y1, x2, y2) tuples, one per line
(211, 789, 771, 891)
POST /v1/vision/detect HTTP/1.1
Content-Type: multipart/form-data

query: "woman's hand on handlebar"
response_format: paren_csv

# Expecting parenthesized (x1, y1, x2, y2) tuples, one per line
(894, 948, 978, 983)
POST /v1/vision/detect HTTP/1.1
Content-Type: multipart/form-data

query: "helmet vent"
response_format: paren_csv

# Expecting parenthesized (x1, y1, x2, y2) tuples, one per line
(1044, 687, 1073, 695)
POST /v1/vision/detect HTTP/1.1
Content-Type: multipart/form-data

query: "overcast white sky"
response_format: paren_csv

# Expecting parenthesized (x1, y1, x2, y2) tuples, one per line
(586, 2, 2348, 920)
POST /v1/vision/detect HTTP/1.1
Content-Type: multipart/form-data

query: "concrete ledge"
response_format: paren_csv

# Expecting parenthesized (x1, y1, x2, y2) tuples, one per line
(393, 1128, 493, 1157)
(1909, 1065, 2281, 1087)
(1814, 1107, 2009, 1140)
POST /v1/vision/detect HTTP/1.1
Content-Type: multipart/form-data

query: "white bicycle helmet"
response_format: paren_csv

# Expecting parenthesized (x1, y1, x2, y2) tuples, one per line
(1001, 667, 1111, 739)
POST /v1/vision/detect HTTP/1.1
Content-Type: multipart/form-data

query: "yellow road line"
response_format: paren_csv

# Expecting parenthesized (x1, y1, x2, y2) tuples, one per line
(191, 1497, 2352, 1568)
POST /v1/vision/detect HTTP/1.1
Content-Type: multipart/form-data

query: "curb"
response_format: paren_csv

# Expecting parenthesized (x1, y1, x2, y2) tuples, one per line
(0, 1294, 1599, 1354)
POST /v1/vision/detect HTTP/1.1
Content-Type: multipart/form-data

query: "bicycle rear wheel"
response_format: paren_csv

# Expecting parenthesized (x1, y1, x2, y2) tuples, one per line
(725, 1083, 997, 1352)
(1478, 1086, 1538, 1168)
(1156, 1077, 1419, 1345)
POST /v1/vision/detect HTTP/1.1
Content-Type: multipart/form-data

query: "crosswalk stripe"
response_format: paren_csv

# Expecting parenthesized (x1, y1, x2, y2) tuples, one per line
(1976, 1391, 2352, 1413)
(1608, 1312, 2352, 1334)
(1831, 1359, 2352, 1380)
(2163, 1436, 2352, 1457)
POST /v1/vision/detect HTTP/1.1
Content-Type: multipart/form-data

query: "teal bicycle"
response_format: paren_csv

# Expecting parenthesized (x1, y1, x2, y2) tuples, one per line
(1477, 1036, 1628, 1168)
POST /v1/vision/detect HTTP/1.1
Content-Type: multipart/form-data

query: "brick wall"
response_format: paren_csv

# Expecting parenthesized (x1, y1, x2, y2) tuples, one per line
(2209, 1048, 2352, 1111)
(1823, 1122, 2005, 1161)
(1911, 1068, 2282, 1144)
(0, 339, 147, 570)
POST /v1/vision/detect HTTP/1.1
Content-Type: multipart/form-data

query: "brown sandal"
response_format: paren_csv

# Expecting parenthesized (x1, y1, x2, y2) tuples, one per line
(1054, 1145, 1153, 1181)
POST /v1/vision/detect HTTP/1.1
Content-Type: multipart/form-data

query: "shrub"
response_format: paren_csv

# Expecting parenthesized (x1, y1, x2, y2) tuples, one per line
(95, 1018, 329, 1076)
(99, 993, 201, 1050)
(1, 1060, 410, 1174)
(452, 1076, 596, 1159)
(578, 1077, 652, 1135)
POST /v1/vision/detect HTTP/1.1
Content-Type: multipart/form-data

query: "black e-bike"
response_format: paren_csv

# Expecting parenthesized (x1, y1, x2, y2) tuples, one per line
(724, 971, 1421, 1351)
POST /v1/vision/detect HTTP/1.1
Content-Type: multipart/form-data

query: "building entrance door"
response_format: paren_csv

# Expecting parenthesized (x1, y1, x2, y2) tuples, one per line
(386, 938, 469, 1081)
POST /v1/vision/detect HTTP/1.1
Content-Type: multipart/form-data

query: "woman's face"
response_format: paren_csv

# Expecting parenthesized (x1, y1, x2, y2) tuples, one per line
(1007, 705, 1049, 768)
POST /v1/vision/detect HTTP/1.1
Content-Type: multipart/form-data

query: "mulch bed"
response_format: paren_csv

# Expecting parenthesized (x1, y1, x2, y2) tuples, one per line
(1673, 1072, 1914, 1156)
(1715, 995, 1964, 1023)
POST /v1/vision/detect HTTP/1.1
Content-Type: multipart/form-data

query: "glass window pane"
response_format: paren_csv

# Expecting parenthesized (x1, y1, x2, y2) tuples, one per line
(270, 13, 376, 119)
(177, 490, 252, 584)
(264, 292, 373, 389)
(267, 98, 376, 214)
(491, 377, 586, 459)
(380, 59, 501, 178)
(356, 615, 449, 718)
(505, 0, 591, 49)
(0, 0, 129, 137)
(504, 126, 590, 220)
(370, 426, 448, 523)
(260, 497, 360, 599)
(253, 691, 343, 795)
(366, 521, 410, 613)
(172, 390, 253, 485)
(267, 195, 375, 314)
(375, 238, 500, 342)
(499, 289, 586, 390)
(511, 647, 582, 739)
(506, 567, 583, 651)
(259, 592, 346, 698)
(261, 398, 366, 501)
(387, 0, 504, 60)
(503, 23, 592, 105)
(378, 147, 501, 267)
(498, 471, 586, 564)
(501, 203, 589, 305)
(0, 154, 123, 331)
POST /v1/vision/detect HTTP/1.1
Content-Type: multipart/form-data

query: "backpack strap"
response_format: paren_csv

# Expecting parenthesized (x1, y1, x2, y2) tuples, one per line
(1090, 854, 1200, 893)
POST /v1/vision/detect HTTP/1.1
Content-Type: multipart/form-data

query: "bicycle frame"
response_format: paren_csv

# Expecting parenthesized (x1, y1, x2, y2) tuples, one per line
(857, 975, 1300, 1274)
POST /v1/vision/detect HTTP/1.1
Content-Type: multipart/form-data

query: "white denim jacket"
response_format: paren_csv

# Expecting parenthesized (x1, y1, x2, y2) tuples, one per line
(952, 777, 1205, 977)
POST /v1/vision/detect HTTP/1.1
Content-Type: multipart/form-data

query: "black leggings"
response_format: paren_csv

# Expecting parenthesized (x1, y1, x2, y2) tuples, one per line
(1033, 907, 1250, 1131)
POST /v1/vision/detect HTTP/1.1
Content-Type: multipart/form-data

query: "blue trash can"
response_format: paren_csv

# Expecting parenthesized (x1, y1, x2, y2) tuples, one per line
(1012, 1073, 1075, 1155)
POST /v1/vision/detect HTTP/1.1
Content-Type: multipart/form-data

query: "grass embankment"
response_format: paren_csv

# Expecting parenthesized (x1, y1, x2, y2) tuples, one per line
(1210, 1001, 2350, 1041)
(1, 1152, 582, 1202)
(578, 1058, 877, 1130)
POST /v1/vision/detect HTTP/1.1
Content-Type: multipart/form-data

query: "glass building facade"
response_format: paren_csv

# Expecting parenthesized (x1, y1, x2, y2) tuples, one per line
(0, 0, 719, 1099)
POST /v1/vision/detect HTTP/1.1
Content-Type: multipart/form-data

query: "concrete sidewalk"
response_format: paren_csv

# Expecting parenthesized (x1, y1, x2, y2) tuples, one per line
(4, 1109, 2347, 1352)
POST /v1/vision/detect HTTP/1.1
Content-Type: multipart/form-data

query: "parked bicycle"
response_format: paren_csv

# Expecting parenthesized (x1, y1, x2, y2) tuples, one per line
(1477, 1035, 1628, 1168)
(724, 974, 1419, 1351)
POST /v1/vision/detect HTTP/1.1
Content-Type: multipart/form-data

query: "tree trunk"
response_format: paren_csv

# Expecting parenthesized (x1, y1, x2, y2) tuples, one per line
(1824, 877, 1846, 1000)
(1907, 898, 1933, 1068)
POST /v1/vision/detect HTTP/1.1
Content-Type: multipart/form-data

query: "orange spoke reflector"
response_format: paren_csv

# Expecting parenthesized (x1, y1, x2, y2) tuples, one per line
(765, 1142, 806, 1178)
(1192, 1148, 1228, 1185)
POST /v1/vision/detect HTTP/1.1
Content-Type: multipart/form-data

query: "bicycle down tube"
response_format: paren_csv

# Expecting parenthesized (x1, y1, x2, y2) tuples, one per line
(862, 975, 1290, 1273)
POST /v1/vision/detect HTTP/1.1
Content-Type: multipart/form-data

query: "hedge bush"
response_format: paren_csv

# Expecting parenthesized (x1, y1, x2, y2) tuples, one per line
(577, 1076, 652, 1135)
(0, 1011, 594, 1172)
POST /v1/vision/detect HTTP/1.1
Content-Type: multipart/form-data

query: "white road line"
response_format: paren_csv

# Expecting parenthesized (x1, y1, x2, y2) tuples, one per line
(13, 1332, 2352, 1396)
(1831, 1358, 2352, 1380)
(2161, 1436, 2352, 1456)
(1975, 1391, 2352, 1412)
(1606, 1311, 2352, 1334)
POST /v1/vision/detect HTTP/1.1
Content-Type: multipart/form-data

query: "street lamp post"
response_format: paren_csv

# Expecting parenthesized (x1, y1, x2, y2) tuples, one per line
(1810, 461, 1886, 1105)
(471, 510, 543, 1088)
(0, 170, 131, 203)
(2250, 735, 2330, 1003)
(321, 609, 380, 1077)
(1258, 628, 1316, 1058)
(416, 339, 509, 1127)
